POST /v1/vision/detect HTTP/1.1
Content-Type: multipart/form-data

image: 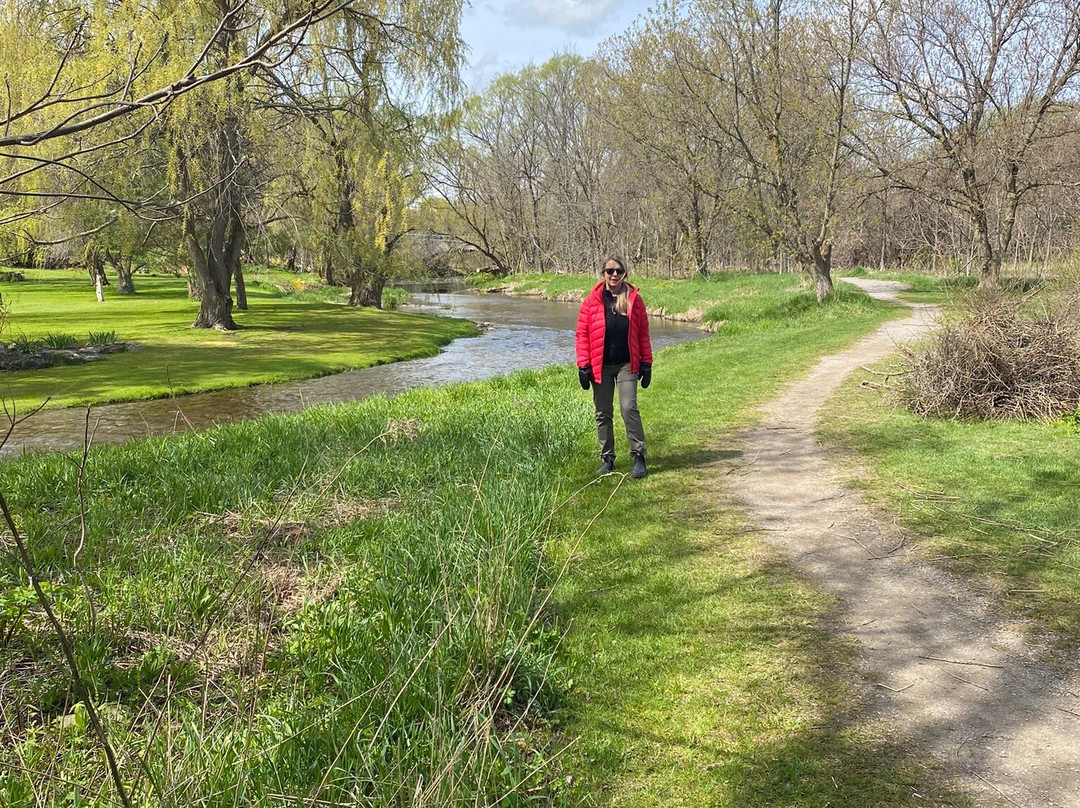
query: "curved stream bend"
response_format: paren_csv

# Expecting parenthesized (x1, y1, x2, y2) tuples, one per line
(3, 291, 704, 458)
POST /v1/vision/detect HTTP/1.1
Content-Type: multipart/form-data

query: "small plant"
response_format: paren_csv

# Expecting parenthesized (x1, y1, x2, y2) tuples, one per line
(40, 333, 78, 349)
(1058, 406, 1080, 434)
(381, 287, 410, 309)
(10, 334, 41, 353)
(0, 584, 40, 649)
(87, 330, 117, 346)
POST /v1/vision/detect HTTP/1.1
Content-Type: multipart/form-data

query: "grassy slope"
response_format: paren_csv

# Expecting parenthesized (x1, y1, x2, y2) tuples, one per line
(0, 269, 476, 410)
(469, 270, 831, 328)
(1, 272, 975, 807)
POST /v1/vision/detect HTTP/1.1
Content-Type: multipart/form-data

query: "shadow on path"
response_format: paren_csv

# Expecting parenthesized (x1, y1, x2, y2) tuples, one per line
(724, 278, 1080, 807)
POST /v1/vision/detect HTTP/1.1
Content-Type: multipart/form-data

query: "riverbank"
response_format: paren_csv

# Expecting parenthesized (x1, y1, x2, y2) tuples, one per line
(0, 279, 912, 806)
(467, 270, 853, 330)
(0, 269, 477, 411)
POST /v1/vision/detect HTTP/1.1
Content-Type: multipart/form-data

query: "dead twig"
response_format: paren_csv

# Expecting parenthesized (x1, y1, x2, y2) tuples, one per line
(941, 669, 989, 692)
(875, 681, 915, 693)
(918, 655, 1005, 670)
(0, 492, 133, 808)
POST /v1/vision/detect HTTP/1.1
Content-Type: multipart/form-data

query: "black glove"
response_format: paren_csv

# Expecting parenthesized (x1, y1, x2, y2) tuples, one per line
(578, 366, 592, 390)
(639, 362, 652, 389)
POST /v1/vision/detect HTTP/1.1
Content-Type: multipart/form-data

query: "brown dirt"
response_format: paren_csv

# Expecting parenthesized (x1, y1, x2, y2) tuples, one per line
(723, 278, 1080, 807)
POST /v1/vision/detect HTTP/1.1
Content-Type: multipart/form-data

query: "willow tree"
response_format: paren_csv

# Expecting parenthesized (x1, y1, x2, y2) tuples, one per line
(268, 2, 462, 307)
(0, 0, 359, 217)
(300, 121, 416, 307)
(1, 0, 461, 327)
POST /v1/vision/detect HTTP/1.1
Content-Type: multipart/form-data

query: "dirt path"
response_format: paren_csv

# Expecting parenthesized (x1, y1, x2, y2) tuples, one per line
(724, 278, 1080, 807)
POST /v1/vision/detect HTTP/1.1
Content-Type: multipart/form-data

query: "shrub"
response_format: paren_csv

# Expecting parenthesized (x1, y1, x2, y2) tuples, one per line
(900, 289, 1080, 419)
(381, 287, 409, 309)
(1059, 406, 1080, 434)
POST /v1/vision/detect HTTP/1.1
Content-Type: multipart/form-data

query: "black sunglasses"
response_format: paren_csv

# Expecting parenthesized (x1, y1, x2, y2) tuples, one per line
(602, 266, 625, 276)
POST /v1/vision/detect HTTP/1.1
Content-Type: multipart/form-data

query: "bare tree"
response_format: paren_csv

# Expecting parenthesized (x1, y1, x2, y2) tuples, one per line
(668, 0, 866, 299)
(863, 0, 1080, 286)
(601, 15, 736, 276)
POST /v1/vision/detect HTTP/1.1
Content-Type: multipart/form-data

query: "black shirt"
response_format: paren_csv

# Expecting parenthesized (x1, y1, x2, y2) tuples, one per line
(602, 289, 631, 365)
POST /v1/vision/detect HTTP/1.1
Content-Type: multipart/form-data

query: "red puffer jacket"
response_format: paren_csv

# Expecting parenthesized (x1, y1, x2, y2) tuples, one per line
(575, 281, 653, 384)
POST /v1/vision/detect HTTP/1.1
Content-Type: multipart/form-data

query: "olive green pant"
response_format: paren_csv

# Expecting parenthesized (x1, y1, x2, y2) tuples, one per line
(592, 362, 645, 460)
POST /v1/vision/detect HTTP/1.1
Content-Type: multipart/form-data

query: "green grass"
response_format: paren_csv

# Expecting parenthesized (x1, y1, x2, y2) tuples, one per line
(0, 374, 586, 806)
(471, 270, 875, 330)
(818, 371, 1080, 643)
(551, 292, 964, 806)
(0, 274, 969, 806)
(0, 269, 476, 410)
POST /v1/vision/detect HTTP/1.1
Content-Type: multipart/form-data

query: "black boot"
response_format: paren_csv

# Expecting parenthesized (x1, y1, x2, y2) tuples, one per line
(597, 455, 615, 474)
(631, 453, 647, 479)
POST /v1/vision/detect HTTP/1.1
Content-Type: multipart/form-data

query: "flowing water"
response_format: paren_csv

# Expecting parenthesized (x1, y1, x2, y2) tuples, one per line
(2, 289, 706, 458)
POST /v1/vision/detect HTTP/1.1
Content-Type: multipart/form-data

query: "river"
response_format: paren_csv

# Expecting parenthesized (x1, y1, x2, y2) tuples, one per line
(1, 289, 706, 458)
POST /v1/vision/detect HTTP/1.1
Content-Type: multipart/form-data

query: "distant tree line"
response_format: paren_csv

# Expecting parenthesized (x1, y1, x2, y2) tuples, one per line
(4, 0, 1080, 312)
(428, 0, 1080, 298)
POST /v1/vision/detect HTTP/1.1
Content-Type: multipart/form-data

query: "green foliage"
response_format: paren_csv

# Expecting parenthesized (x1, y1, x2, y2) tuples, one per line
(9, 334, 41, 353)
(381, 286, 410, 309)
(39, 333, 78, 349)
(0, 583, 43, 650)
(1059, 406, 1080, 434)
(0, 269, 475, 410)
(86, 331, 117, 346)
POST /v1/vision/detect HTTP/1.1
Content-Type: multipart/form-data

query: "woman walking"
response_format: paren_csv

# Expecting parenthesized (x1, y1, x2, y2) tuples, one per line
(575, 256, 653, 478)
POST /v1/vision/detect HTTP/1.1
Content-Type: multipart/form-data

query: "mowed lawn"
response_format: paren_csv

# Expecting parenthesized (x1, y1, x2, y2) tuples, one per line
(0, 269, 476, 411)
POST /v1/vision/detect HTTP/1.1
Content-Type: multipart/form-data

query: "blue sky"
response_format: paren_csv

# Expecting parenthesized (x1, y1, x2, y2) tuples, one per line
(460, 0, 655, 89)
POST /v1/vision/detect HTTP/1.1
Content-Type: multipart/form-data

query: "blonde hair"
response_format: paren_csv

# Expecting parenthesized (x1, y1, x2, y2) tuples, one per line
(602, 255, 630, 315)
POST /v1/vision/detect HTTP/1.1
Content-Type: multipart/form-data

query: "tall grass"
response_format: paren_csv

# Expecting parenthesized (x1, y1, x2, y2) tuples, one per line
(0, 370, 583, 806)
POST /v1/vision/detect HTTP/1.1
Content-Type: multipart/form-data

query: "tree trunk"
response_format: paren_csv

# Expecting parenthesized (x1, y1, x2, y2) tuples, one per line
(977, 254, 1002, 288)
(879, 191, 888, 271)
(106, 251, 136, 294)
(348, 267, 385, 308)
(186, 215, 241, 330)
(115, 265, 135, 294)
(810, 244, 834, 302)
(971, 206, 1000, 288)
(691, 186, 709, 277)
(234, 263, 247, 311)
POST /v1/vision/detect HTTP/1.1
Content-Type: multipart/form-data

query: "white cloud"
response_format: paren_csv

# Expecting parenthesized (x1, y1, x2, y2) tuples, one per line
(465, 50, 510, 91)
(504, 0, 624, 36)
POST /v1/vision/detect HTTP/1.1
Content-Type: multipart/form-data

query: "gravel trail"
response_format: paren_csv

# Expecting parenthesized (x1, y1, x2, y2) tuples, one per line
(725, 278, 1080, 807)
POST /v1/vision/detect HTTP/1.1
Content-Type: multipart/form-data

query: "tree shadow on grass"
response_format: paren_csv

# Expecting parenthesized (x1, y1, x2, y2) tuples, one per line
(555, 450, 967, 807)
